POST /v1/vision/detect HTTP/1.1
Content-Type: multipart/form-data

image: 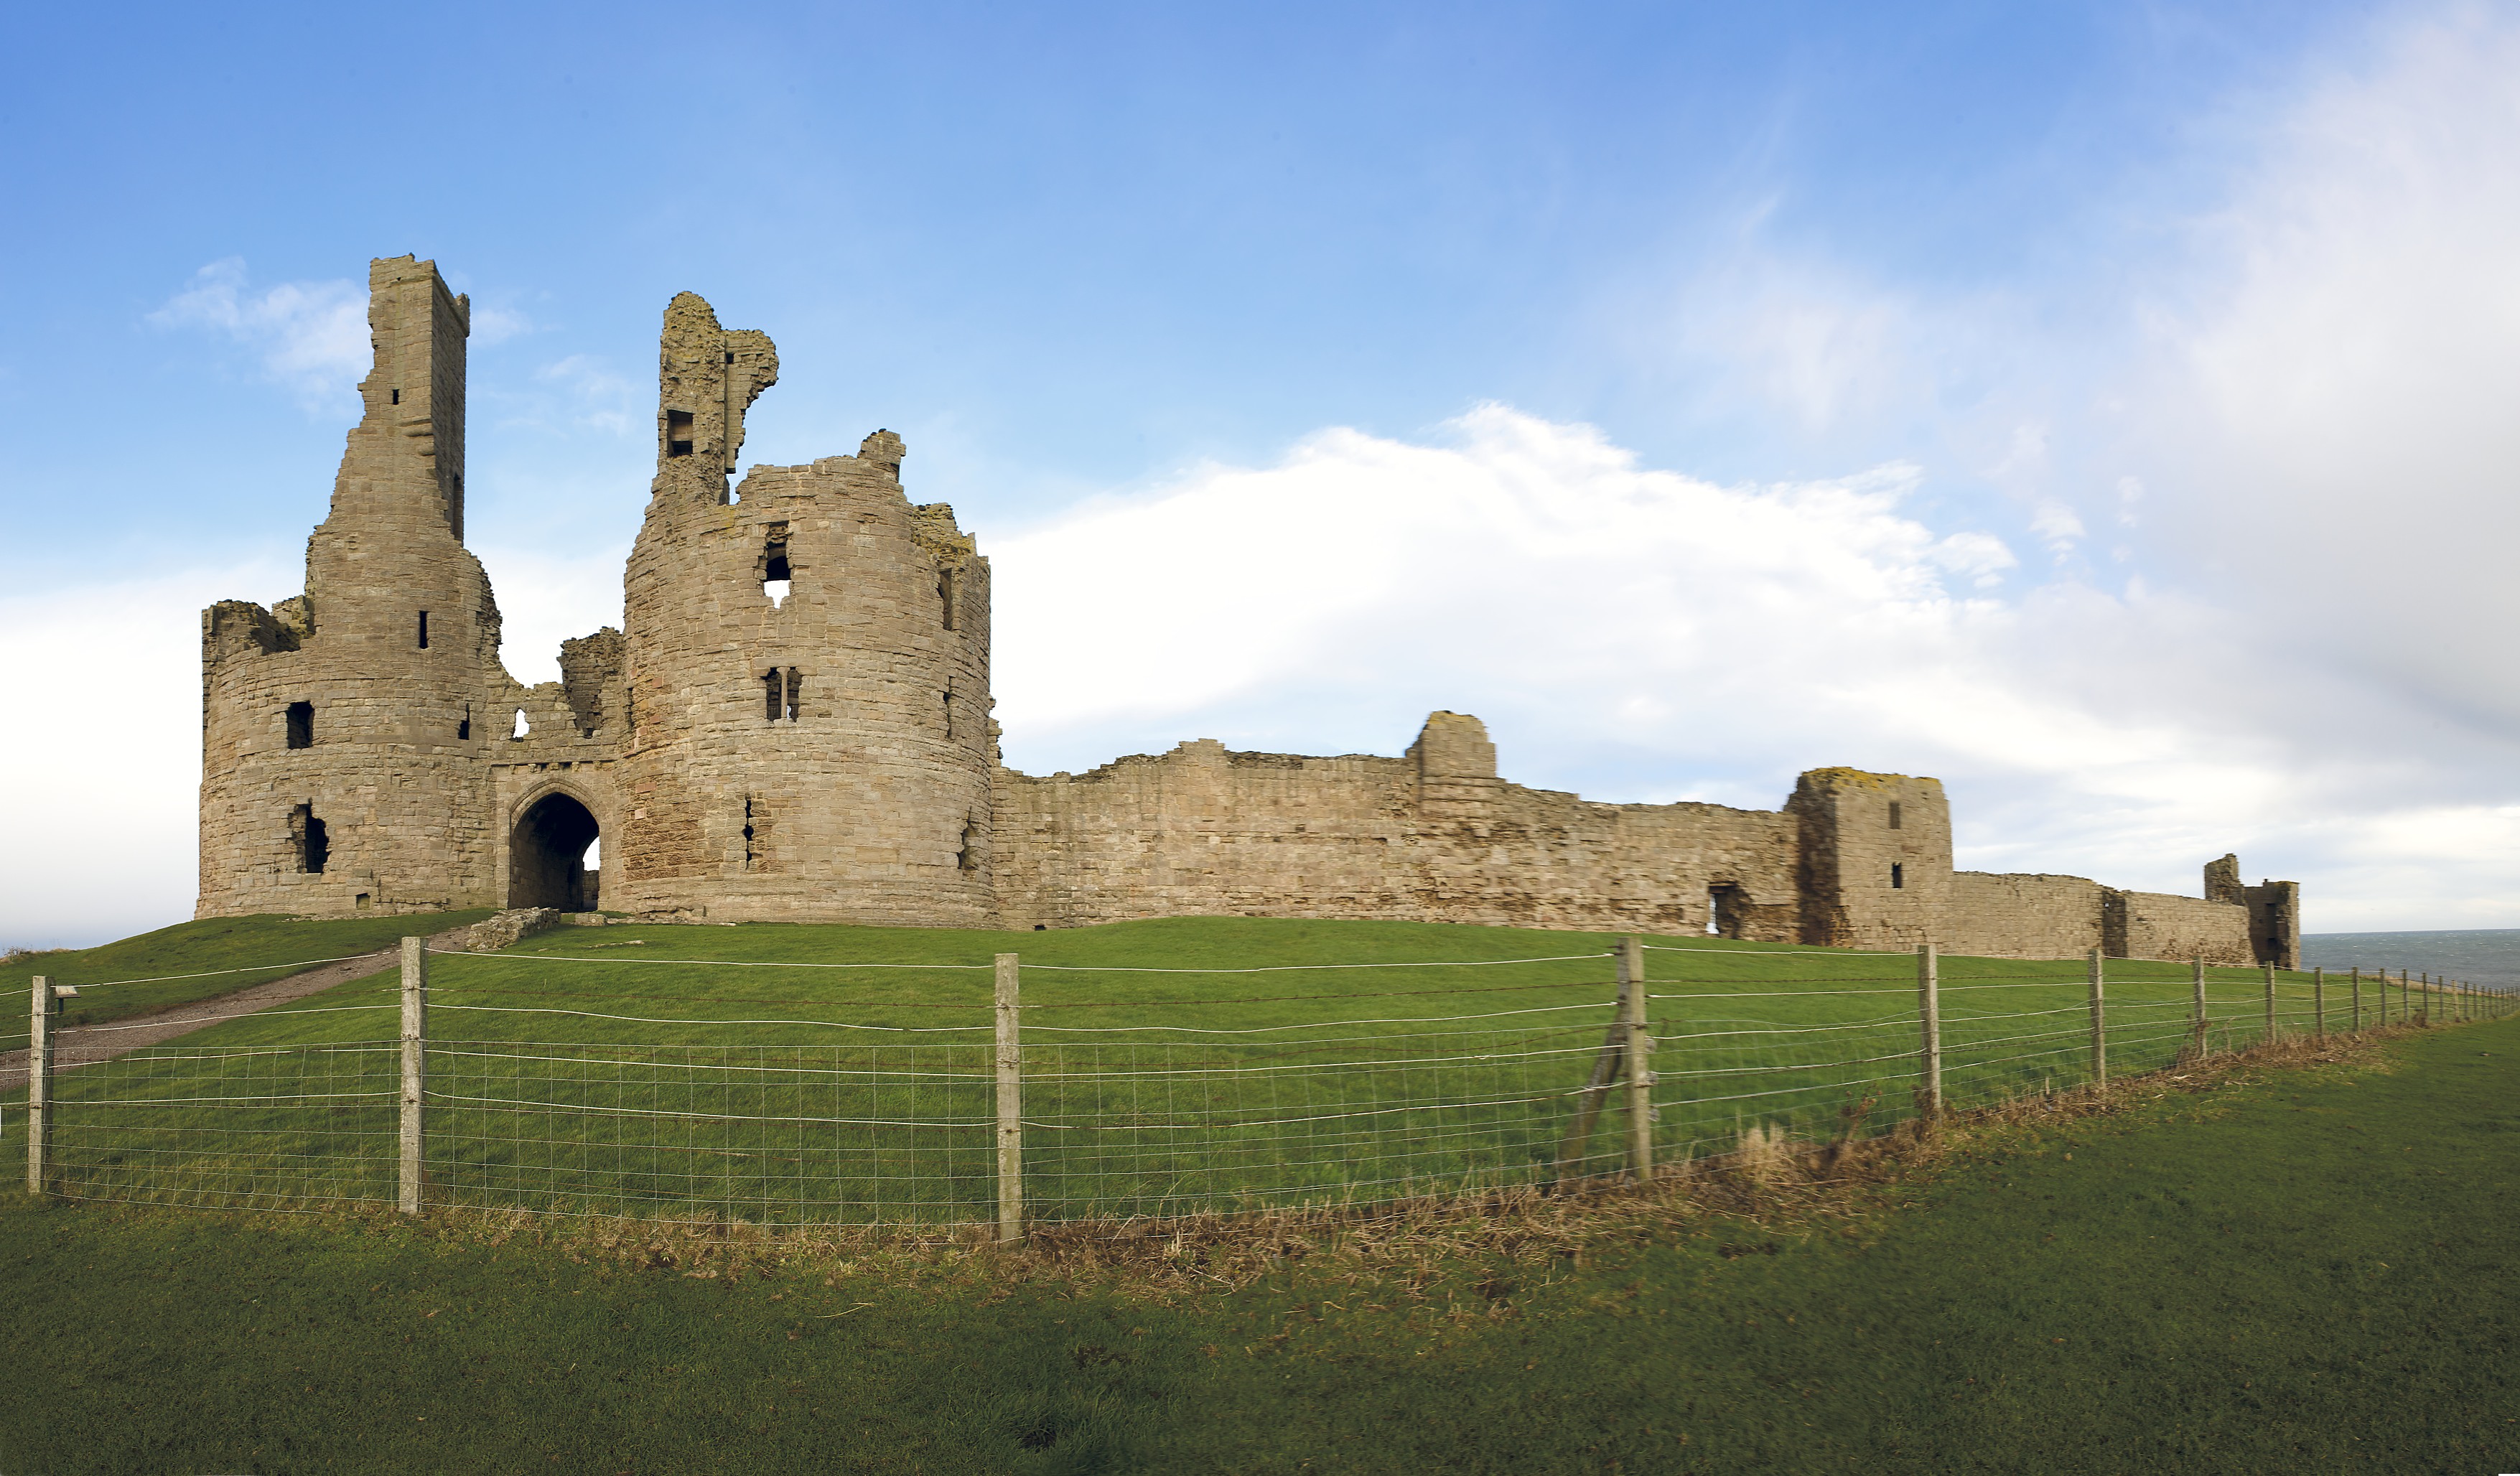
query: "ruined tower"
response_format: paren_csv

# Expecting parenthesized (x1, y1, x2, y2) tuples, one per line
(1786, 769, 1954, 948)
(198, 256, 508, 916)
(612, 294, 997, 924)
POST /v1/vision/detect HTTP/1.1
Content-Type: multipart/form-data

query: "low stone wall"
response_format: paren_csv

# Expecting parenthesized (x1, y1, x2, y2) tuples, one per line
(2107, 889, 2254, 966)
(1937, 873, 2106, 959)
(449, 908, 565, 953)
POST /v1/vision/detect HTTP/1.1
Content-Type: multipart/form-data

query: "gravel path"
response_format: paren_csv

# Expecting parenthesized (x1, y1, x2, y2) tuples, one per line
(0, 925, 475, 1090)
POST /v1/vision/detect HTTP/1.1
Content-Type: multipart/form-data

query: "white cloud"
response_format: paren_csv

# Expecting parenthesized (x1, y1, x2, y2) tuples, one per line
(2132, 6, 2520, 724)
(2028, 502, 2085, 556)
(149, 259, 369, 413)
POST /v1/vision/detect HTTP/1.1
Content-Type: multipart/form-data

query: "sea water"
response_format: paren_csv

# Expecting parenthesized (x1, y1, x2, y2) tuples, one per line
(2300, 929, 2520, 993)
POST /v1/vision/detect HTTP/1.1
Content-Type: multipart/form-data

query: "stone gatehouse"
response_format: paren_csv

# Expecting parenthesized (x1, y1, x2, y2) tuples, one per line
(195, 256, 2301, 967)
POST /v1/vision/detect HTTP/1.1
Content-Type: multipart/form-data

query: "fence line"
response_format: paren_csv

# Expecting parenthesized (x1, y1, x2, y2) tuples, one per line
(14, 945, 2513, 1230)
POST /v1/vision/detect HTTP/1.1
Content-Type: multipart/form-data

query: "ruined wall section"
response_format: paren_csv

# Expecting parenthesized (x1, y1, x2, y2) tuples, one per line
(993, 714, 1801, 934)
(2243, 880, 2302, 970)
(197, 256, 513, 919)
(615, 294, 991, 923)
(1935, 873, 2107, 959)
(2104, 889, 2254, 965)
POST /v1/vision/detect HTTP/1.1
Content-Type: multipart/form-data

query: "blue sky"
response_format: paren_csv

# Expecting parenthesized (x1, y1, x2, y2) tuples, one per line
(7, 1, 2519, 945)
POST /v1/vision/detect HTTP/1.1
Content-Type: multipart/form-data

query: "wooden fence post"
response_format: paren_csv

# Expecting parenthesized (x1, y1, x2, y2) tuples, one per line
(2087, 948, 2106, 1088)
(2190, 958, 2207, 1060)
(2313, 967, 2325, 1038)
(2351, 966, 2362, 1031)
(1917, 944, 1942, 1117)
(2262, 963, 2277, 1045)
(1552, 953, 1634, 1182)
(994, 953, 1024, 1244)
(1620, 938, 1653, 1182)
(2401, 969, 2412, 1025)
(398, 938, 426, 1215)
(26, 976, 51, 1196)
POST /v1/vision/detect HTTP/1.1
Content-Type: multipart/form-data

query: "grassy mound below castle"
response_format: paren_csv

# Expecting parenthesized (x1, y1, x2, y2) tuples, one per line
(5, 915, 2432, 1222)
(1, 1012, 2513, 1471)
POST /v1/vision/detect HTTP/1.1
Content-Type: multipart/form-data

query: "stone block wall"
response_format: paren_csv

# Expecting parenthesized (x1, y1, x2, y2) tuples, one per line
(1933, 873, 2108, 959)
(993, 715, 1802, 935)
(2104, 889, 2254, 965)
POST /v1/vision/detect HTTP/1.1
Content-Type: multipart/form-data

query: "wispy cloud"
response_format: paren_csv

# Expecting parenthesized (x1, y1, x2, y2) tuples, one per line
(148, 258, 368, 414)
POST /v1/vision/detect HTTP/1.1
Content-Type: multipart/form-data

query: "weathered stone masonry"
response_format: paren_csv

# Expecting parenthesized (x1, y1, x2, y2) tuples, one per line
(197, 257, 2301, 966)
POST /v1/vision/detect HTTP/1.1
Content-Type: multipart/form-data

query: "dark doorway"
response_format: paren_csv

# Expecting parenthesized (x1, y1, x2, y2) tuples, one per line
(510, 792, 601, 911)
(1708, 884, 1747, 939)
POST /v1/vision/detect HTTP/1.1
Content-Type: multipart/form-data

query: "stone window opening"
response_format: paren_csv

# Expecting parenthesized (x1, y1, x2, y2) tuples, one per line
(418, 610, 429, 649)
(957, 817, 980, 872)
(391, 388, 400, 406)
(285, 701, 313, 750)
(938, 569, 958, 631)
(355, 892, 371, 910)
(763, 667, 799, 722)
(760, 524, 792, 608)
(289, 803, 329, 874)
(666, 408, 694, 459)
(1892, 863, 1905, 890)
(942, 685, 955, 741)
(511, 707, 530, 739)
(457, 704, 471, 741)
(1888, 800, 1902, 830)
(742, 795, 761, 870)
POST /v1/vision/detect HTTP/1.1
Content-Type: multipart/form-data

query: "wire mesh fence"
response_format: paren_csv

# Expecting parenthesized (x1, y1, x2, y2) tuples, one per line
(12, 943, 2511, 1229)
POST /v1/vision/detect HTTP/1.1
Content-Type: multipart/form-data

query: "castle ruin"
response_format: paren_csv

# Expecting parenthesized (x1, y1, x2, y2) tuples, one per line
(197, 257, 2302, 968)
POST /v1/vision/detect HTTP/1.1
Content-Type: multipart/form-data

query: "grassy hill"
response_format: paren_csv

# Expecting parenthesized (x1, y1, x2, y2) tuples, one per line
(1, 1013, 2511, 1471)
(3, 909, 496, 1035)
(11, 915, 2467, 1224)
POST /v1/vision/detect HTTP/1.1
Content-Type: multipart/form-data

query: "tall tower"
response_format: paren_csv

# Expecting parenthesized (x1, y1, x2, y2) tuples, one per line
(197, 256, 505, 917)
(1788, 768, 1953, 948)
(613, 293, 997, 924)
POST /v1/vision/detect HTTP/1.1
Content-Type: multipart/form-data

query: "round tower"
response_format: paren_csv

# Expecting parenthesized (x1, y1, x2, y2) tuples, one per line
(613, 294, 996, 925)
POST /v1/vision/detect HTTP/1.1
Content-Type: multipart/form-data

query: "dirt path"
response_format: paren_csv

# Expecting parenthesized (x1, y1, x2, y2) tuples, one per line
(0, 925, 476, 1090)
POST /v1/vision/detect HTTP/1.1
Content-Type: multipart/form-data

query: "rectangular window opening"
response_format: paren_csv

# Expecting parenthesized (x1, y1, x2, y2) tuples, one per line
(285, 701, 313, 749)
(666, 408, 695, 458)
(938, 569, 958, 632)
(1891, 863, 1905, 890)
(1888, 800, 1903, 830)
(943, 686, 955, 741)
(783, 667, 801, 722)
(761, 524, 791, 607)
(457, 704, 471, 741)
(417, 609, 429, 649)
(390, 388, 400, 406)
(958, 818, 979, 872)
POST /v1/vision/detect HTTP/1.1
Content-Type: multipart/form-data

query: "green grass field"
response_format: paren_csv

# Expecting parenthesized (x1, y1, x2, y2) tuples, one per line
(8, 917, 2501, 1227)
(2, 910, 496, 1037)
(1, 1014, 2513, 1472)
